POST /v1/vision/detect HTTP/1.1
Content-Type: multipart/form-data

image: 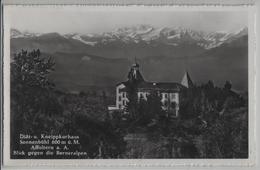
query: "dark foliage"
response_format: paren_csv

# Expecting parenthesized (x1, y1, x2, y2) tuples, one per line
(11, 50, 125, 158)
(123, 81, 248, 158)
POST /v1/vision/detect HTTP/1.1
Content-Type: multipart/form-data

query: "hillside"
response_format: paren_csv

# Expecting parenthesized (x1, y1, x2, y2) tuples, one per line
(10, 27, 248, 93)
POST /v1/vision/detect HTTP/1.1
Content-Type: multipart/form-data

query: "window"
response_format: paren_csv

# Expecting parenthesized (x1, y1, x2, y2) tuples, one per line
(118, 96, 121, 101)
(171, 102, 176, 108)
(140, 93, 144, 99)
(165, 93, 168, 98)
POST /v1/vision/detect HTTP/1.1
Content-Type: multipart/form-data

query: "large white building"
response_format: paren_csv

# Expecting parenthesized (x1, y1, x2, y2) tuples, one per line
(108, 62, 193, 117)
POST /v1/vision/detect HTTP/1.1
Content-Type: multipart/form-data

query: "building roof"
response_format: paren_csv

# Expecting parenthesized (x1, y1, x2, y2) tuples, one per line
(181, 71, 193, 88)
(138, 82, 183, 90)
(116, 63, 190, 92)
(118, 81, 185, 92)
(127, 62, 145, 83)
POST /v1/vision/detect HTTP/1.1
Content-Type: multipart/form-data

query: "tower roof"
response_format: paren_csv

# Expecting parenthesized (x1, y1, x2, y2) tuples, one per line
(181, 71, 193, 88)
(127, 61, 144, 83)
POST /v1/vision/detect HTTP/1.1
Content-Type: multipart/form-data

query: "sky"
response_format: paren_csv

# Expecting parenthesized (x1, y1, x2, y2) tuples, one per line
(7, 6, 248, 34)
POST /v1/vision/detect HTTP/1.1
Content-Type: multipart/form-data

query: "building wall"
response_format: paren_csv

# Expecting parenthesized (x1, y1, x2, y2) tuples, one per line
(137, 91, 179, 117)
(116, 84, 180, 116)
(160, 92, 179, 117)
(137, 92, 149, 100)
(116, 84, 128, 109)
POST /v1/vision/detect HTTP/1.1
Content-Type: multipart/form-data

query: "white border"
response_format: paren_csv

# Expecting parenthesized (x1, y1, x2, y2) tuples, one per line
(1, 0, 256, 6)
(2, 5, 257, 167)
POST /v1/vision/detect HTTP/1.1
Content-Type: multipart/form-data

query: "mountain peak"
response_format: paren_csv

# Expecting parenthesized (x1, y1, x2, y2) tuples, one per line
(11, 28, 22, 38)
(235, 26, 248, 36)
(10, 29, 43, 38)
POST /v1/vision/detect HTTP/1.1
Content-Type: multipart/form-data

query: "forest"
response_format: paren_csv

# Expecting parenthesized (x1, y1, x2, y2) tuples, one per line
(10, 50, 248, 159)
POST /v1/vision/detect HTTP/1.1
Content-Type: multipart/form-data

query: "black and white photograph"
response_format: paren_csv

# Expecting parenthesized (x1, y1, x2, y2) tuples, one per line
(2, 5, 255, 165)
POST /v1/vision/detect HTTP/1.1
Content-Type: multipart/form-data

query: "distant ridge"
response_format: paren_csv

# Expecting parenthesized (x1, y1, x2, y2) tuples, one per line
(11, 25, 248, 50)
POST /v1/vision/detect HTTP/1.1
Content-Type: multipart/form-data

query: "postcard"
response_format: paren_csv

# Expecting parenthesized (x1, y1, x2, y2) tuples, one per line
(1, 2, 257, 167)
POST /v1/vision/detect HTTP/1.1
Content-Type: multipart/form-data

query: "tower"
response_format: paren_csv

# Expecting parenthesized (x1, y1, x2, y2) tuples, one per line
(127, 59, 144, 83)
(181, 71, 193, 88)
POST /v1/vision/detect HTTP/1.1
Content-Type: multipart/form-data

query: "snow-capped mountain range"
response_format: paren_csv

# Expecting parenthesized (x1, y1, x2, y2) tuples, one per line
(10, 25, 248, 92)
(11, 25, 248, 50)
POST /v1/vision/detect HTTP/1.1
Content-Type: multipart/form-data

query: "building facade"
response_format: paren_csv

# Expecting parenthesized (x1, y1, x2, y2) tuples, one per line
(108, 62, 193, 117)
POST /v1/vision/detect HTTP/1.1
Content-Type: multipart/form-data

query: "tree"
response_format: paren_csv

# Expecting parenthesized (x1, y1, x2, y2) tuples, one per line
(205, 80, 214, 89)
(224, 81, 232, 91)
(11, 49, 55, 89)
(145, 91, 164, 118)
(10, 49, 62, 156)
(125, 83, 139, 120)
